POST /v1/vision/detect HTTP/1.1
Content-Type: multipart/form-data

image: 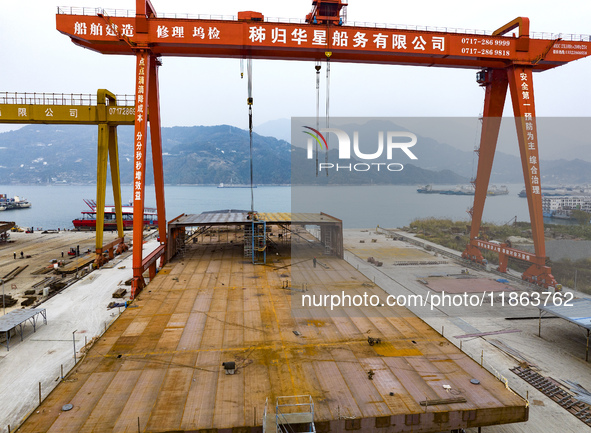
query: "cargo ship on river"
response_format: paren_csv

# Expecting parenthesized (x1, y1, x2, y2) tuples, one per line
(417, 184, 509, 196)
(72, 199, 157, 230)
(0, 194, 32, 211)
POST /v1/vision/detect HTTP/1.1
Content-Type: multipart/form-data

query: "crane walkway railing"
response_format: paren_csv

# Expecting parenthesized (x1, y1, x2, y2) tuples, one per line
(0, 92, 135, 106)
(56, 6, 591, 42)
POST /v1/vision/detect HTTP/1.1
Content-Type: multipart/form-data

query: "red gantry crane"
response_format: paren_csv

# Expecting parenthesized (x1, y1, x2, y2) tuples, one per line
(56, 0, 591, 295)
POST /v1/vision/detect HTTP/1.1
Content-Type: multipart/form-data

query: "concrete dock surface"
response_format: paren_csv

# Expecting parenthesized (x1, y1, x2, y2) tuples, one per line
(0, 234, 160, 431)
(344, 228, 591, 432)
(0, 230, 122, 313)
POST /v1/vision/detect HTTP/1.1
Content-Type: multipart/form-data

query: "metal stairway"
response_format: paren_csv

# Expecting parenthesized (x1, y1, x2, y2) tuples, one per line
(263, 395, 316, 433)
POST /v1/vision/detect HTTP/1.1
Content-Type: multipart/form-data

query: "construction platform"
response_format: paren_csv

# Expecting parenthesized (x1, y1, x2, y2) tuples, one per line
(17, 227, 527, 433)
(168, 211, 344, 260)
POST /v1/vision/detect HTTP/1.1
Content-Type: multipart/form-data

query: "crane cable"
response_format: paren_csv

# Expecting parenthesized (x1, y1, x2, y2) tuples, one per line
(315, 61, 321, 177)
(247, 58, 254, 214)
(325, 52, 332, 176)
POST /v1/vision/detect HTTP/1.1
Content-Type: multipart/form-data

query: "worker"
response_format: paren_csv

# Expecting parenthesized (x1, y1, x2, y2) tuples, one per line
(13, 252, 16, 259)
(61, 251, 64, 258)
(20, 251, 24, 259)
(313, 257, 317, 268)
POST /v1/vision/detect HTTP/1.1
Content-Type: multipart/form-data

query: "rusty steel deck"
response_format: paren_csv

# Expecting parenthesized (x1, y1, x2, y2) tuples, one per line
(18, 240, 527, 432)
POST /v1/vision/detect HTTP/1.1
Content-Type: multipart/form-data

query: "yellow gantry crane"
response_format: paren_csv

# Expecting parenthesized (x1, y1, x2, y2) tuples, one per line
(0, 89, 135, 265)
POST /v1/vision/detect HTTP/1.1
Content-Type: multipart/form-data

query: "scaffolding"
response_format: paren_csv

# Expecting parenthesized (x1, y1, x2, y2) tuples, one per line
(175, 230, 186, 258)
(275, 395, 316, 433)
(322, 227, 332, 255)
(244, 221, 267, 264)
(280, 224, 290, 245)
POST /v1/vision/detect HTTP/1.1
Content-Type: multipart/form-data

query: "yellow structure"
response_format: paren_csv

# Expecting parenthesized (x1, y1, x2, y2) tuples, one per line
(0, 90, 135, 264)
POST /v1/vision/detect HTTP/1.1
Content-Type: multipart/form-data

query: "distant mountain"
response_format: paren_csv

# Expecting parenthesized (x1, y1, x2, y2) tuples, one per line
(0, 123, 587, 186)
(291, 147, 467, 185)
(540, 158, 591, 185)
(290, 118, 591, 185)
(255, 118, 291, 142)
(0, 124, 291, 185)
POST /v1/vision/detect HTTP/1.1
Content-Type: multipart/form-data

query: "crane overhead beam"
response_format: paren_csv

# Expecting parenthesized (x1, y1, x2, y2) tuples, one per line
(56, 12, 591, 70)
(0, 103, 134, 125)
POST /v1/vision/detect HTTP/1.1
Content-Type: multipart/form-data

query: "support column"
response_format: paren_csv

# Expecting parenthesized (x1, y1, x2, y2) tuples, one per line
(96, 89, 126, 266)
(497, 250, 508, 273)
(96, 122, 109, 253)
(463, 69, 508, 264)
(131, 50, 151, 298)
(108, 125, 124, 239)
(507, 66, 555, 287)
(148, 54, 167, 266)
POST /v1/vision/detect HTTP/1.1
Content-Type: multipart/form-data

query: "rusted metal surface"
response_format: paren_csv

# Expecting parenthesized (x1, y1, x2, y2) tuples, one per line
(18, 241, 527, 432)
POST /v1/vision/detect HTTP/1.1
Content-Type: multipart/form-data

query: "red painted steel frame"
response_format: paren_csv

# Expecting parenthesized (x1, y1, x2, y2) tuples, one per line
(56, 0, 590, 292)
(462, 65, 555, 287)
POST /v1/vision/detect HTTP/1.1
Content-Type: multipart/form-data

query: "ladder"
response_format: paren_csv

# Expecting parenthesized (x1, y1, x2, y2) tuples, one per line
(323, 228, 332, 255)
(263, 395, 315, 433)
(244, 221, 267, 264)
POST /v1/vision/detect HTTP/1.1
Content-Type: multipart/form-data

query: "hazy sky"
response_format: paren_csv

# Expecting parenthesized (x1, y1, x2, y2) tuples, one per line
(1, 0, 590, 156)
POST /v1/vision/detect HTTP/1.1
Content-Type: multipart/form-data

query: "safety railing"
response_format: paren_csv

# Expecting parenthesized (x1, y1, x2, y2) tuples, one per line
(57, 6, 237, 20)
(0, 92, 135, 106)
(276, 395, 315, 433)
(57, 6, 134, 17)
(531, 32, 591, 42)
(57, 7, 591, 42)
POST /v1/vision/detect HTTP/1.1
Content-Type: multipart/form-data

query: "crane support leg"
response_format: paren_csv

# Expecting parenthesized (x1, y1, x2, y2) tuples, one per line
(96, 122, 109, 255)
(95, 90, 127, 267)
(108, 125, 125, 241)
(148, 54, 167, 267)
(95, 93, 127, 267)
(107, 124, 128, 258)
(463, 69, 508, 265)
(507, 66, 555, 287)
(131, 49, 151, 298)
(464, 66, 556, 288)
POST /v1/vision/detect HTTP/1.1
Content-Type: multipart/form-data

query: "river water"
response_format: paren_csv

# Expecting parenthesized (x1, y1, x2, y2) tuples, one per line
(0, 183, 553, 230)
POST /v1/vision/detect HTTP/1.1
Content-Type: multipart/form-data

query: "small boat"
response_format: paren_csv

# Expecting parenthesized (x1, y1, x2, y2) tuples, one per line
(519, 189, 573, 197)
(218, 182, 256, 189)
(444, 185, 475, 195)
(0, 194, 32, 211)
(72, 199, 158, 230)
(487, 185, 509, 196)
(218, 177, 256, 188)
(417, 184, 508, 196)
(551, 209, 574, 220)
(416, 185, 441, 194)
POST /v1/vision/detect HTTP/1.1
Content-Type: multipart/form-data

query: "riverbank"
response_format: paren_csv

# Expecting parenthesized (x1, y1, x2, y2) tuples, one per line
(406, 217, 591, 294)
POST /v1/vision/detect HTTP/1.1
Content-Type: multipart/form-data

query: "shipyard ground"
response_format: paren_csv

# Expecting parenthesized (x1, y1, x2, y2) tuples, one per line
(343, 228, 591, 432)
(0, 232, 160, 432)
(3, 227, 589, 432)
(14, 229, 529, 433)
(0, 230, 123, 313)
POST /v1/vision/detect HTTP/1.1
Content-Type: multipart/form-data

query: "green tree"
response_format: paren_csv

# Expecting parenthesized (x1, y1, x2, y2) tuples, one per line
(571, 209, 591, 225)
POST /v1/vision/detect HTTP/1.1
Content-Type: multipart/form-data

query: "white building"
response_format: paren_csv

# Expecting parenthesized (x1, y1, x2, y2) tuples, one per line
(542, 195, 591, 212)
